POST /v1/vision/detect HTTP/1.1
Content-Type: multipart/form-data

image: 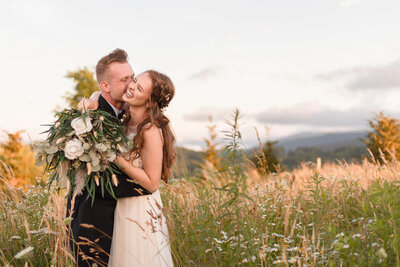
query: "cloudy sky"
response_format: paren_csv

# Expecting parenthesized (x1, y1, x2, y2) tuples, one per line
(1, 0, 400, 150)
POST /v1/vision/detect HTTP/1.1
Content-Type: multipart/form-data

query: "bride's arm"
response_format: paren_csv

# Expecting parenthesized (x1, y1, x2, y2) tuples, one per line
(77, 91, 100, 110)
(116, 126, 163, 193)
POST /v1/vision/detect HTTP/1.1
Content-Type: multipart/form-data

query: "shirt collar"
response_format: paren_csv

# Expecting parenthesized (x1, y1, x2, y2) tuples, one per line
(103, 97, 123, 117)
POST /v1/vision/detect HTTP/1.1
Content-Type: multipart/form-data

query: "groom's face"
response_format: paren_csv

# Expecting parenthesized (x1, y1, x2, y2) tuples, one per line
(106, 62, 134, 102)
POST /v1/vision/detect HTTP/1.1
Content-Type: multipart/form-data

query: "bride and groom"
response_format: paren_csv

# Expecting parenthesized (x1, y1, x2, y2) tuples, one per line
(66, 48, 175, 267)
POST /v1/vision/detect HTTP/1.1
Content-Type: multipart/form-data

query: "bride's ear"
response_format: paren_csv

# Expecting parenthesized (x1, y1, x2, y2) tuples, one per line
(100, 81, 110, 92)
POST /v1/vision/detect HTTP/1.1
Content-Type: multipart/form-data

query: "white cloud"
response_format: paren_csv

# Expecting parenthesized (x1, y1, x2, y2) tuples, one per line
(254, 102, 374, 127)
(318, 58, 400, 90)
(187, 65, 225, 81)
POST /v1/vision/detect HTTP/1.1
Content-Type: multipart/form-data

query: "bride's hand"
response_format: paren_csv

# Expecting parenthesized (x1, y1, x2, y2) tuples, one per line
(77, 98, 98, 111)
(115, 155, 128, 170)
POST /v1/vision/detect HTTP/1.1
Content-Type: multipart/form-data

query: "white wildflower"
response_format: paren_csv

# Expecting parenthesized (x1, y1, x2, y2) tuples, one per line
(213, 238, 224, 244)
(9, 236, 21, 241)
(14, 246, 34, 259)
(377, 248, 387, 259)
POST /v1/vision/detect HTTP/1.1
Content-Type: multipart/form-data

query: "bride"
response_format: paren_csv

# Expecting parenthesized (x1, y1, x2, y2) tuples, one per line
(82, 70, 175, 267)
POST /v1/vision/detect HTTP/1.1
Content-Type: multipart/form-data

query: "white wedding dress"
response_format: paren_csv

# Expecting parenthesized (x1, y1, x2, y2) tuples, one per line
(108, 129, 173, 267)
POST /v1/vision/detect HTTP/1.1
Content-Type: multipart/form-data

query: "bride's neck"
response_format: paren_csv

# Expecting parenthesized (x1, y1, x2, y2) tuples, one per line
(128, 106, 147, 127)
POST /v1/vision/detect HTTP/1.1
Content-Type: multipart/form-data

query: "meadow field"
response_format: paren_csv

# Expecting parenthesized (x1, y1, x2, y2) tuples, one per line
(1, 116, 400, 266)
(1, 155, 400, 266)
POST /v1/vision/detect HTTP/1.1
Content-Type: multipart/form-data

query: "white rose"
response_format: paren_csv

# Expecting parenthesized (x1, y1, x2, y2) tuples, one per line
(64, 139, 85, 160)
(71, 117, 93, 135)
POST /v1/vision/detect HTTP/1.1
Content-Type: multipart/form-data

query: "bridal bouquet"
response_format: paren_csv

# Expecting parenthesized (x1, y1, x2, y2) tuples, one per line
(35, 108, 129, 203)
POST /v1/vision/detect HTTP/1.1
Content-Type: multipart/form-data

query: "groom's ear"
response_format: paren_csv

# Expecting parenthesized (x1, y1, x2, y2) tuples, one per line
(100, 81, 110, 93)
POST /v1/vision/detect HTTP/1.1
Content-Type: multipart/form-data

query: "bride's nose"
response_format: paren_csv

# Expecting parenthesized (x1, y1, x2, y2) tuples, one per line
(128, 81, 136, 90)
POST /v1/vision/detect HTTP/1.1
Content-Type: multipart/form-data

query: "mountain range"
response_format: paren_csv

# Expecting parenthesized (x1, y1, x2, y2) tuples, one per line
(175, 130, 370, 175)
(277, 130, 367, 152)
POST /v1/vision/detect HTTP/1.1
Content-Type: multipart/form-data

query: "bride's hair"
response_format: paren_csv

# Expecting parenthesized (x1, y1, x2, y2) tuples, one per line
(126, 70, 176, 183)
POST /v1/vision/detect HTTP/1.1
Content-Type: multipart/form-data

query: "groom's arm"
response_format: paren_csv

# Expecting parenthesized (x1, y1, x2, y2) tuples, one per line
(112, 170, 152, 198)
(93, 167, 151, 200)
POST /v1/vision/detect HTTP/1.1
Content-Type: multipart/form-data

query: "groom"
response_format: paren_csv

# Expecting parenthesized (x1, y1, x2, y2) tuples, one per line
(66, 48, 151, 267)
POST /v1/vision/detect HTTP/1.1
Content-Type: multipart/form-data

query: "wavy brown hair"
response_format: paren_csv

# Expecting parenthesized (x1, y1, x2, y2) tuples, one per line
(125, 70, 176, 183)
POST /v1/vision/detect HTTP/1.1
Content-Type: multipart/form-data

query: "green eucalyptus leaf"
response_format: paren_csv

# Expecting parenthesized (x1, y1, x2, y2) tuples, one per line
(95, 143, 108, 152)
(44, 146, 59, 154)
(79, 154, 91, 162)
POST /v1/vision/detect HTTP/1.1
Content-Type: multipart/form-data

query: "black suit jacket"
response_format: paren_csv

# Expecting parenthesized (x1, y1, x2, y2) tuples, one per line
(66, 94, 151, 267)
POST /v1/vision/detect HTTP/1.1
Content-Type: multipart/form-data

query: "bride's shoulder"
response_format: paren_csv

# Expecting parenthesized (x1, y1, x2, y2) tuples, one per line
(143, 124, 163, 142)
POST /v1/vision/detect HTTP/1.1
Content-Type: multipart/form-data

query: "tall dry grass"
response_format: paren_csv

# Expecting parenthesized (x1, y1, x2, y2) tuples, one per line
(162, 158, 400, 266)
(0, 161, 74, 266)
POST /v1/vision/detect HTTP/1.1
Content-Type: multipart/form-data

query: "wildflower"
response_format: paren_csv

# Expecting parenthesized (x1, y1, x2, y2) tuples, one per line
(377, 248, 387, 259)
(343, 244, 349, 249)
(9, 236, 21, 241)
(213, 238, 224, 244)
(14, 246, 34, 259)
(352, 233, 361, 238)
(336, 232, 344, 238)
(29, 228, 58, 235)
(205, 248, 212, 253)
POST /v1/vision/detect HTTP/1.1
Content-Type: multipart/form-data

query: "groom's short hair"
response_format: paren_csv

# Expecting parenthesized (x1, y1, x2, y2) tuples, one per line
(96, 48, 128, 83)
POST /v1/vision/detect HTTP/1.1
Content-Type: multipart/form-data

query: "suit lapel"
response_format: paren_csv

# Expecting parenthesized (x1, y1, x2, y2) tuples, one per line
(98, 94, 117, 118)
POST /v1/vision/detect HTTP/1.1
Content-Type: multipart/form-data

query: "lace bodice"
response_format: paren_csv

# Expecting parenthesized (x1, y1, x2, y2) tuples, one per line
(123, 126, 143, 169)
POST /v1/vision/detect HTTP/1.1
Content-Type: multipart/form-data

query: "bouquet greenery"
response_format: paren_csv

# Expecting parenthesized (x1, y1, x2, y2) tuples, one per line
(36, 108, 128, 203)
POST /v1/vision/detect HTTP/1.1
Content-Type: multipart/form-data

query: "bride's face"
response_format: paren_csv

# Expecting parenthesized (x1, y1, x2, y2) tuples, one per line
(122, 72, 152, 106)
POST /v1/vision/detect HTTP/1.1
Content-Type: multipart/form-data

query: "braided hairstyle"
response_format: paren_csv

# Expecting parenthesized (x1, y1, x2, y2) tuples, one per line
(128, 70, 176, 183)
